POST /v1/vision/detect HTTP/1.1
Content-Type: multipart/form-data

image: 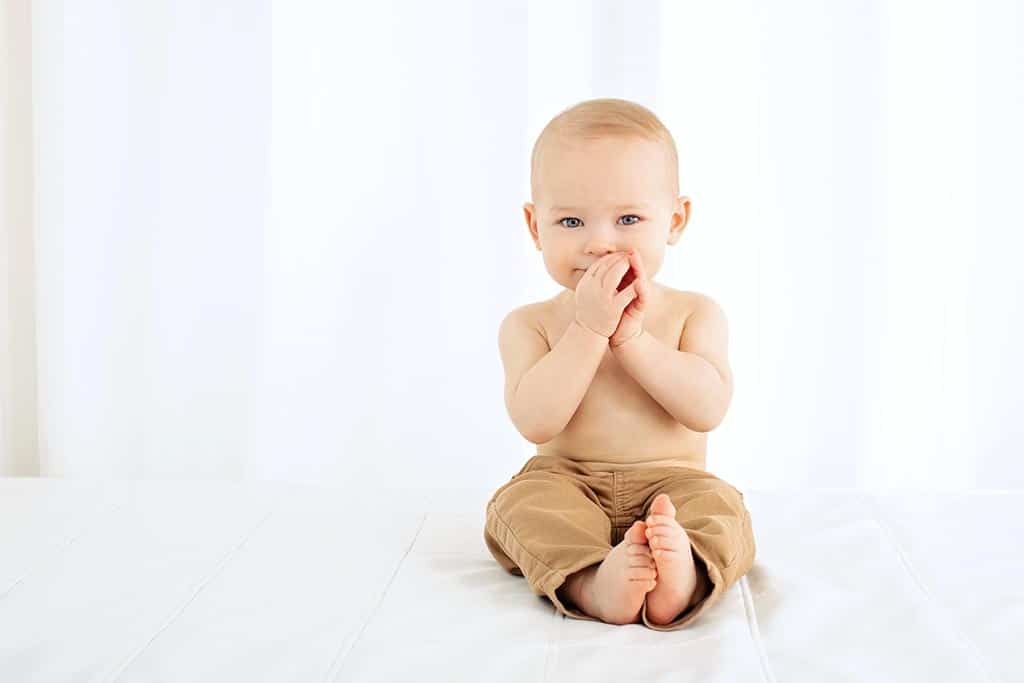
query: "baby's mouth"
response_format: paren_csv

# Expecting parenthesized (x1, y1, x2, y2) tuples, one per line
(617, 267, 636, 292)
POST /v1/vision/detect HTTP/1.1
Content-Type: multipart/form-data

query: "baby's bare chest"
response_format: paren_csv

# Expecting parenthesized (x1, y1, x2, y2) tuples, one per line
(560, 329, 686, 430)
(534, 293, 707, 465)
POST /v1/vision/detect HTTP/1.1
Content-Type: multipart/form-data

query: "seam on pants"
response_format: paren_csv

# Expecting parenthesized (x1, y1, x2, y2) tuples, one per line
(486, 502, 561, 577)
(739, 576, 777, 683)
(612, 471, 627, 527)
(612, 472, 620, 518)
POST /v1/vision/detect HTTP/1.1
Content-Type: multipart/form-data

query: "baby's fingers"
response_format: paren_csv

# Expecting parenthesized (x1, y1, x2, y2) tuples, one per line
(601, 254, 631, 289)
(614, 280, 638, 307)
(627, 249, 647, 278)
(625, 252, 647, 300)
(592, 252, 623, 280)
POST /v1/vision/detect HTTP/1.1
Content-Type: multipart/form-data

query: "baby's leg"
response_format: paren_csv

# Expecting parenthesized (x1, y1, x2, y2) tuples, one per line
(642, 493, 701, 625)
(485, 470, 654, 624)
(557, 520, 658, 625)
(638, 475, 756, 631)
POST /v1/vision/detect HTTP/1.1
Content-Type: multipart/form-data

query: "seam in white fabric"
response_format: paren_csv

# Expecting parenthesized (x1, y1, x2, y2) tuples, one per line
(323, 511, 429, 683)
(103, 496, 284, 682)
(0, 499, 123, 602)
(541, 603, 562, 682)
(865, 494, 1000, 683)
(739, 575, 778, 683)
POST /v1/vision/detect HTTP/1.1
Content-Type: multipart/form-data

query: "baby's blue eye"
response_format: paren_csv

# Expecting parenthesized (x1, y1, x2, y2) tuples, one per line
(558, 215, 642, 229)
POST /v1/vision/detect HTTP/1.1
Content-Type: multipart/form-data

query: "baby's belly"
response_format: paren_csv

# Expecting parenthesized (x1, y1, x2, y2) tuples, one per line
(536, 414, 707, 471)
(535, 354, 709, 470)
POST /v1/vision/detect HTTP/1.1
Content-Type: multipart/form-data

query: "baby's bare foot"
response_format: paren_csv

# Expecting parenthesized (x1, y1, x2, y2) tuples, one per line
(575, 520, 658, 625)
(643, 493, 700, 625)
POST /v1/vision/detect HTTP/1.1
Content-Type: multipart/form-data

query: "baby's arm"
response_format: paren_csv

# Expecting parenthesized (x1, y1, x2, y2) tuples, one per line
(499, 308, 607, 443)
(610, 293, 734, 432)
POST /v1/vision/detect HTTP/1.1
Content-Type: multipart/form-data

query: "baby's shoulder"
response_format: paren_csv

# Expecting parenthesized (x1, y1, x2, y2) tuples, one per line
(658, 285, 720, 319)
(665, 285, 722, 308)
(658, 288, 730, 350)
(502, 299, 546, 323)
(499, 300, 548, 335)
(503, 294, 571, 350)
(498, 300, 553, 352)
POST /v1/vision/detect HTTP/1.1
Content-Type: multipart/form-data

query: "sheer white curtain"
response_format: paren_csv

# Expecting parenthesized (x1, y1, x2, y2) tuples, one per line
(4, 0, 1022, 491)
(1, 0, 37, 476)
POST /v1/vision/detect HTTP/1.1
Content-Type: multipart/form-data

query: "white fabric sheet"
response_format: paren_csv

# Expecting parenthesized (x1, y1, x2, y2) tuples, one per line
(0, 479, 1019, 682)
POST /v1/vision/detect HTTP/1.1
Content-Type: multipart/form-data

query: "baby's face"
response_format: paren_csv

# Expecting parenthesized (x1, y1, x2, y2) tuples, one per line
(524, 135, 689, 292)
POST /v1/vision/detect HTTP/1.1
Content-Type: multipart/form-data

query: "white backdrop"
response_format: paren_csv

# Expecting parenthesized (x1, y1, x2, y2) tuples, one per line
(2, 0, 1022, 492)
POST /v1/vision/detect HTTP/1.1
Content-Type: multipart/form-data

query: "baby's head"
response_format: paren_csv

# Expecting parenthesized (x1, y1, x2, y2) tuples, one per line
(523, 98, 690, 294)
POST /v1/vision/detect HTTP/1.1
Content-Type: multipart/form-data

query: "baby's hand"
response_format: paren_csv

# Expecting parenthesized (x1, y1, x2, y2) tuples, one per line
(609, 250, 649, 348)
(574, 253, 639, 338)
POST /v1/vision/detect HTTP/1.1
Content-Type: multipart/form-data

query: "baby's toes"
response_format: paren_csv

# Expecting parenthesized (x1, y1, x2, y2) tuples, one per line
(648, 528, 685, 555)
(630, 550, 656, 568)
(628, 565, 658, 582)
(626, 544, 651, 561)
(624, 520, 649, 546)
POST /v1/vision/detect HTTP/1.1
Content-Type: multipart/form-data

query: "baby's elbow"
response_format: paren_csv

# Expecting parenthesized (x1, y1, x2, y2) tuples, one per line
(510, 411, 554, 444)
(705, 406, 732, 432)
(696, 386, 732, 432)
(685, 417, 717, 434)
(510, 417, 554, 445)
(684, 399, 729, 433)
(694, 416, 723, 433)
(522, 424, 556, 445)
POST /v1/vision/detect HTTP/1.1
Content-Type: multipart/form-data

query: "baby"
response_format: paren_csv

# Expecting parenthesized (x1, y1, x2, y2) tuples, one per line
(483, 98, 755, 630)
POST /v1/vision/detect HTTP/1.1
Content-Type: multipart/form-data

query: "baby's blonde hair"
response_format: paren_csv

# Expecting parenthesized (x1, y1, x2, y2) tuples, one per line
(530, 98, 680, 199)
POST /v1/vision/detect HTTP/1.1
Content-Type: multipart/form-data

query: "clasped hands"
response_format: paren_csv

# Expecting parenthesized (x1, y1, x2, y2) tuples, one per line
(573, 249, 650, 348)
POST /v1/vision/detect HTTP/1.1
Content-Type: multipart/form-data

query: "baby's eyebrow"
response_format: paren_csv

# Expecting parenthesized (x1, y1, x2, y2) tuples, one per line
(550, 204, 651, 212)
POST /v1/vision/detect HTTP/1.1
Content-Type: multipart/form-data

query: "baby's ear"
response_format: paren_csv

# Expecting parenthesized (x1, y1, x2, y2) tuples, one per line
(522, 203, 541, 248)
(522, 202, 536, 226)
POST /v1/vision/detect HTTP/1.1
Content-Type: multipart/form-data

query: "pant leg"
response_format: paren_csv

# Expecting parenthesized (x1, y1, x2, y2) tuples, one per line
(483, 465, 614, 622)
(634, 468, 757, 631)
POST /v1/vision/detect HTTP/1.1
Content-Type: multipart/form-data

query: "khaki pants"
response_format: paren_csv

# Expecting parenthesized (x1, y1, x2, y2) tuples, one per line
(483, 454, 756, 631)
